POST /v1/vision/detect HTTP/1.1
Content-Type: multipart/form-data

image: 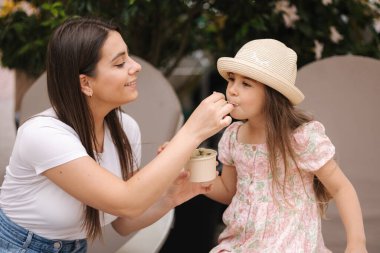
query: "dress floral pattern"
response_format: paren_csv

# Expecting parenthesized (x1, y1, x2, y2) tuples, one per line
(210, 121, 335, 253)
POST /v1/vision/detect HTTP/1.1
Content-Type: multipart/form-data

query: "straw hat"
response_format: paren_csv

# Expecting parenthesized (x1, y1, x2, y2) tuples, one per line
(217, 39, 304, 105)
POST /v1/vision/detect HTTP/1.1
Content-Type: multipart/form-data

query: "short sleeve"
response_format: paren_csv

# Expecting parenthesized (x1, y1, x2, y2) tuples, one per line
(18, 118, 88, 175)
(293, 121, 335, 172)
(218, 123, 238, 166)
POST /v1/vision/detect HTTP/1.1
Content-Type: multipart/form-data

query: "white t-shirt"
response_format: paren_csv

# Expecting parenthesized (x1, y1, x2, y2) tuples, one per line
(0, 108, 141, 240)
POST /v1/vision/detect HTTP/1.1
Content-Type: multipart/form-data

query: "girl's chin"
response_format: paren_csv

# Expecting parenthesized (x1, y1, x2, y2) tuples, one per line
(230, 111, 245, 120)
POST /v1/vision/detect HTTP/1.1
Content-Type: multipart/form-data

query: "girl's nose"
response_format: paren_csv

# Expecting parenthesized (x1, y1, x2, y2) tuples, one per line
(227, 82, 238, 96)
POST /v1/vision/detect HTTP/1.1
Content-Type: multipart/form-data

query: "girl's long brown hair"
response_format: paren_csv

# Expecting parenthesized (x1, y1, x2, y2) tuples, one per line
(264, 87, 331, 216)
(46, 17, 134, 240)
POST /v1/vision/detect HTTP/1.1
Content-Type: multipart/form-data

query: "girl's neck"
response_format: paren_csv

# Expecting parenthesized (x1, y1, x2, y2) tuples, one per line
(241, 117, 266, 145)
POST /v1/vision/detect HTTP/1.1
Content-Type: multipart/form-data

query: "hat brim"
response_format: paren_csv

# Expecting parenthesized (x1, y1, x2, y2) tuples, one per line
(217, 57, 304, 105)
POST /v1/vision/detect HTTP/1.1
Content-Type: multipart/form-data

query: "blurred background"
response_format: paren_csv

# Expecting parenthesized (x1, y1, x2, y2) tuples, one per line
(1, 0, 379, 252)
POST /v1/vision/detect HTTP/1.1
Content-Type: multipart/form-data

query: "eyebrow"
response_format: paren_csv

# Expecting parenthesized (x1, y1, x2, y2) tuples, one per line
(110, 46, 129, 62)
(244, 77, 255, 82)
(111, 51, 126, 62)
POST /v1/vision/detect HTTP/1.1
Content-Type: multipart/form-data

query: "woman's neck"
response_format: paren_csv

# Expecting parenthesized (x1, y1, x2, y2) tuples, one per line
(92, 110, 107, 153)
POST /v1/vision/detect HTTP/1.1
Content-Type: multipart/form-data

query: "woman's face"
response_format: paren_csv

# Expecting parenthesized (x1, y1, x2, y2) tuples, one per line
(226, 72, 266, 121)
(87, 31, 141, 109)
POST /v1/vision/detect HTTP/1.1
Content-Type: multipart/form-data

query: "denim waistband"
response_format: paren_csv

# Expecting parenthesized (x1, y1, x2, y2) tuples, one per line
(0, 208, 87, 252)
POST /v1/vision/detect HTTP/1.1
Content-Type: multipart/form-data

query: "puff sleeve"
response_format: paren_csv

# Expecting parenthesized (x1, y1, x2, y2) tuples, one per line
(218, 122, 239, 166)
(293, 121, 335, 172)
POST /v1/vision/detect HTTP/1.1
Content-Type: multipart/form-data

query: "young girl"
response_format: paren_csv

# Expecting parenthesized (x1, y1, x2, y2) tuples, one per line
(205, 39, 367, 252)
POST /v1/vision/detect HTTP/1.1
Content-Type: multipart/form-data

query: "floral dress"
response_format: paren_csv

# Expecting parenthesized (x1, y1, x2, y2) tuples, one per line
(210, 121, 335, 253)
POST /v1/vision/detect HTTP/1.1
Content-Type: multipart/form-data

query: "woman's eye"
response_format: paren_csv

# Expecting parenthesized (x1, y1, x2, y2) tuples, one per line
(115, 62, 125, 68)
(242, 82, 252, 87)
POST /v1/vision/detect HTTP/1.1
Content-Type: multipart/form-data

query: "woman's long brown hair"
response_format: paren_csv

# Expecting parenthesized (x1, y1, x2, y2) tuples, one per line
(46, 17, 134, 240)
(264, 87, 331, 216)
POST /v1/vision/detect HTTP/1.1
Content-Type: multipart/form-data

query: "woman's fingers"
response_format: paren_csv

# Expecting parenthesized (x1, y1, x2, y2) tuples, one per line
(203, 91, 226, 103)
(220, 115, 232, 127)
(183, 91, 234, 141)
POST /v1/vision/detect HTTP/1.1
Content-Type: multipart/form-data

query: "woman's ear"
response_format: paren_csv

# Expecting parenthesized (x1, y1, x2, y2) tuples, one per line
(79, 74, 93, 97)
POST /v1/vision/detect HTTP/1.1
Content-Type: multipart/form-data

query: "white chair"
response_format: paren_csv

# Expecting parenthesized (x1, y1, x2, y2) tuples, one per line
(295, 55, 380, 252)
(18, 56, 183, 253)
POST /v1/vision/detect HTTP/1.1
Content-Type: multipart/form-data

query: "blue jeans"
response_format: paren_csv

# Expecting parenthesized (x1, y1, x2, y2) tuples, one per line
(0, 209, 87, 253)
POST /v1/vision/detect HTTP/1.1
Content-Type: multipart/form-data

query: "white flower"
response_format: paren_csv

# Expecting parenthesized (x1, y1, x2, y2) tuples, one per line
(275, 0, 300, 28)
(313, 40, 324, 60)
(329, 26, 344, 43)
(374, 18, 380, 33)
(15, 1, 39, 16)
(340, 14, 349, 24)
(322, 0, 332, 6)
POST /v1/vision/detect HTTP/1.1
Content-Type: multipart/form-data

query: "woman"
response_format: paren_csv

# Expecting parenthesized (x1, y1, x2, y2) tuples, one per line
(0, 17, 233, 252)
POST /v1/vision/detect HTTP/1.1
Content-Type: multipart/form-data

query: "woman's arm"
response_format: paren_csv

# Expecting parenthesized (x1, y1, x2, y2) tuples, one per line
(315, 159, 367, 253)
(112, 170, 212, 235)
(204, 164, 237, 205)
(43, 92, 233, 219)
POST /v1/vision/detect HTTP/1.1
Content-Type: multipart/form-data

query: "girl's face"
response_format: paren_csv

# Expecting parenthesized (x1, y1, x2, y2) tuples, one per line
(87, 31, 142, 109)
(226, 72, 266, 121)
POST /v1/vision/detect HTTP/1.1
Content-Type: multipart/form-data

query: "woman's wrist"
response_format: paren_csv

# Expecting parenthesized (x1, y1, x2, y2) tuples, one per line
(176, 123, 203, 148)
(160, 193, 177, 210)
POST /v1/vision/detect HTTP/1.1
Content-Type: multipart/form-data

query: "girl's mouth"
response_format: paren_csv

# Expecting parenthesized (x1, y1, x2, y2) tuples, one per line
(227, 101, 239, 107)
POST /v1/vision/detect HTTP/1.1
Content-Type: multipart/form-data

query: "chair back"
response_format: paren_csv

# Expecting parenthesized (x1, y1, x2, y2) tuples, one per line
(295, 55, 380, 252)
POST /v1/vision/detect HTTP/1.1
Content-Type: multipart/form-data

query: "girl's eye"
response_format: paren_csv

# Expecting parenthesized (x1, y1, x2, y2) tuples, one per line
(242, 82, 252, 87)
(227, 77, 234, 81)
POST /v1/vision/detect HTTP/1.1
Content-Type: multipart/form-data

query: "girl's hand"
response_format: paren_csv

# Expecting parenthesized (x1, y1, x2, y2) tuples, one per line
(163, 170, 213, 208)
(183, 92, 233, 142)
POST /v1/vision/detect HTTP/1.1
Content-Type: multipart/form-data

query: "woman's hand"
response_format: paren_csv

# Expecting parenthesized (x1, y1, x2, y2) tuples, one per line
(163, 170, 213, 208)
(183, 92, 233, 142)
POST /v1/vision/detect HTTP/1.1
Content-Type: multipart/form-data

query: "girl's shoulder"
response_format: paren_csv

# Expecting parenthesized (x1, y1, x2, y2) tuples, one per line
(224, 121, 244, 134)
(293, 121, 335, 171)
(293, 120, 327, 139)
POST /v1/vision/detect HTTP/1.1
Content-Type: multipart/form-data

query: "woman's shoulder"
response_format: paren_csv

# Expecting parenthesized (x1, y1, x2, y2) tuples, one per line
(19, 108, 76, 135)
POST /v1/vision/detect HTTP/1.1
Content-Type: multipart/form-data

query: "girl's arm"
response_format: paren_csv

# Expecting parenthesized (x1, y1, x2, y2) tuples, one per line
(315, 159, 367, 253)
(43, 92, 233, 219)
(204, 164, 237, 205)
